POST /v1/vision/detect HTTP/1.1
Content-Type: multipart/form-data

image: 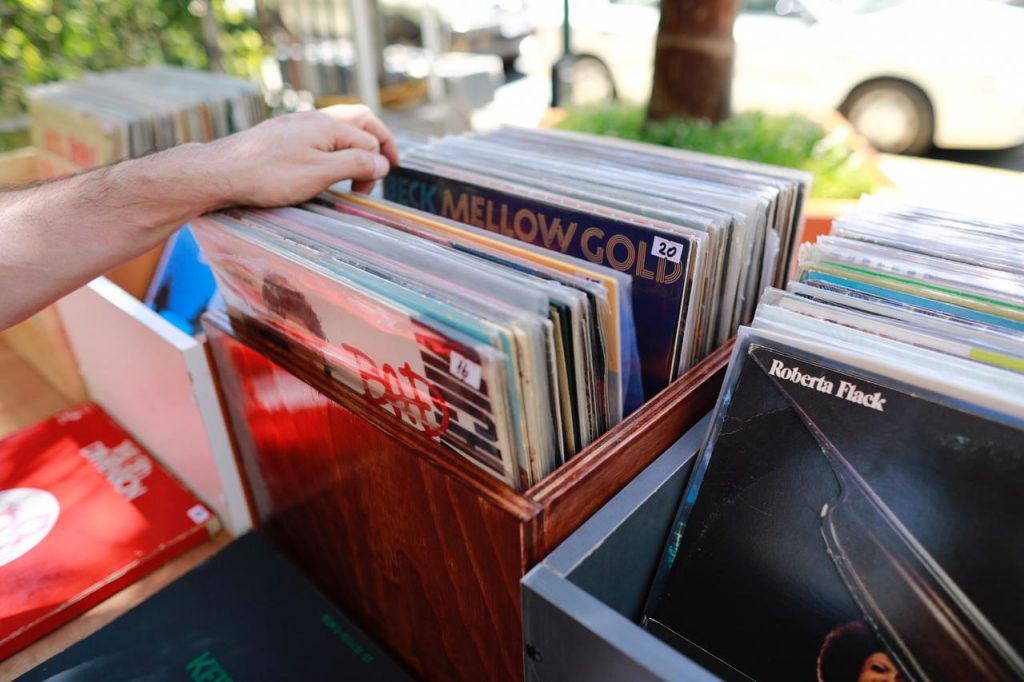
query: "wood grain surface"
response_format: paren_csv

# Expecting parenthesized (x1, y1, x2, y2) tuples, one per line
(206, 313, 542, 681)
(0, 308, 88, 406)
(0, 337, 77, 439)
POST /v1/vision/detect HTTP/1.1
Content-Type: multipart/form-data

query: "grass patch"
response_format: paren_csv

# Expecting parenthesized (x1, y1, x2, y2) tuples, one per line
(556, 107, 875, 199)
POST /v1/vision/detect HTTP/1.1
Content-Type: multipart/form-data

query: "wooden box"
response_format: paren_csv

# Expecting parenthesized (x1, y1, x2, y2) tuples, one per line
(203, 310, 730, 682)
(521, 414, 718, 681)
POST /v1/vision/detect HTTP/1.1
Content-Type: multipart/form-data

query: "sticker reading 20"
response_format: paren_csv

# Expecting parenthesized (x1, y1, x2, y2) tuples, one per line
(651, 236, 683, 264)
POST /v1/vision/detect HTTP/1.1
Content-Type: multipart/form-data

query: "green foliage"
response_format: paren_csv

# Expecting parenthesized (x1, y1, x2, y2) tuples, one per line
(0, 127, 29, 151)
(557, 106, 876, 199)
(0, 0, 264, 120)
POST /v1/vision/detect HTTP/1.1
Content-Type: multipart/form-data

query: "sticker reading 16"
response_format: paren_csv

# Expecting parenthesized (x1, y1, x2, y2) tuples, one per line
(651, 235, 684, 264)
(449, 351, 483, 390)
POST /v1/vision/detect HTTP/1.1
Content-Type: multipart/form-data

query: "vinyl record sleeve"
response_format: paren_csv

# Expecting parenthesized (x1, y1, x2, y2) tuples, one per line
(490, 126, 810, 292)
(144, 225, 218, 335)
(799, 238, 1024, 320)
(20, 532, 415, 681)
(0, 404, 217, 659)
(643, 332, 1024, 682)
(771, 286, 1024, 373)
(801, 269, 1024, 333)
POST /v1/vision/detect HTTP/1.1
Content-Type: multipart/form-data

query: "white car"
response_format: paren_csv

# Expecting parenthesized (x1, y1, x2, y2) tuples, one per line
(520, 0, 1024, 154)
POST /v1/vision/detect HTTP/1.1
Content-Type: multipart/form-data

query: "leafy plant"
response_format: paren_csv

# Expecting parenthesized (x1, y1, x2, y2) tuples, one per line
(556, 106, 875, 199)
(0, 0, 264, 121)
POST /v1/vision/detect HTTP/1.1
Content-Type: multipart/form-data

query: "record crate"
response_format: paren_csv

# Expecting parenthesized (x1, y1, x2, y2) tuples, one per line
(202, 309, 731, 682)
(521, 414, 718, 682)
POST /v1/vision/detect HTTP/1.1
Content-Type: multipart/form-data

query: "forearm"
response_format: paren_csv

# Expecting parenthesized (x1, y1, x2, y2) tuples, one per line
(0, 143, 230, 329)
(0, 104, 398, 330)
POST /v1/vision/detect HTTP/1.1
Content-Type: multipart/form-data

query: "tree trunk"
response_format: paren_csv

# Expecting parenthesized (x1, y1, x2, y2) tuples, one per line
(648, 0, 738, 123)
(198, 0, 224, 73)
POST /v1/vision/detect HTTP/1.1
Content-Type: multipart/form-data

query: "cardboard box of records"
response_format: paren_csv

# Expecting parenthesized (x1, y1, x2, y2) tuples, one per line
(197, 128, 810, 681)
(0, 67, 268, 535)
(525, 197, 1024, 681)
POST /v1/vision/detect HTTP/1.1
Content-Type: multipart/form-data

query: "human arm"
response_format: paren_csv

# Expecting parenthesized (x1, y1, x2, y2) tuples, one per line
(0, 105, 399, 330)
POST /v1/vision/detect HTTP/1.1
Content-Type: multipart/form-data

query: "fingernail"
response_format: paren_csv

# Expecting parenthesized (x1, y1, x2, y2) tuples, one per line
(374, 154, 389, 177)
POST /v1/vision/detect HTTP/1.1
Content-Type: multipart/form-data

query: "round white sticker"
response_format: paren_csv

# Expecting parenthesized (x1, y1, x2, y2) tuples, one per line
(0, 488, 61, 568)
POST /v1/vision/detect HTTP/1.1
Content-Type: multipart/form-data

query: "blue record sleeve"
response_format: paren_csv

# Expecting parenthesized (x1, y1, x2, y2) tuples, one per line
(145, 225, 219, 335)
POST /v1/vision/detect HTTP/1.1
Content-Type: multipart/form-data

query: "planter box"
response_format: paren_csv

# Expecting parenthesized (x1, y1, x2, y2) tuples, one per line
(54, 279, 251, 534)
(202, 311, 731, 682)
(521, 413, 719, 682)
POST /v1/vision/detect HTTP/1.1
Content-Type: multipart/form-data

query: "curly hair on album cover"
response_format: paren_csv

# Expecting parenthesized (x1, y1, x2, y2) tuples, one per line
(817, 620, 891, 682)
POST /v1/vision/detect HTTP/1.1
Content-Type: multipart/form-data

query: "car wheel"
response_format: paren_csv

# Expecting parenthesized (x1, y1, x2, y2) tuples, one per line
(557, 55, 616, 107)
(840, 80, 934, 155)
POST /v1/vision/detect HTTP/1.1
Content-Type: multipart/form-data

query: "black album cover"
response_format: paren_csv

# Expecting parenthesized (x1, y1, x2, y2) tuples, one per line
(643, 336, 1024, 682)
(20, 532, 415, 681)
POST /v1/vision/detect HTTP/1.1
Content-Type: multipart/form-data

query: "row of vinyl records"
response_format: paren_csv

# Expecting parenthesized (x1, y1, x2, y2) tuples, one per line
(643, 198, 1024, 681)
(192, 127, 809, 489)
(0, 403, 411, 678)
(26, 67, 266, 173)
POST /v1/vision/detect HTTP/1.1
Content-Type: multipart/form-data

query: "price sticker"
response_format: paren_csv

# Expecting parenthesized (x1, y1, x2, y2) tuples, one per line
(651, 236, 684, 264)
(449, 351, 482, 390)
(187, 504, 212, 524)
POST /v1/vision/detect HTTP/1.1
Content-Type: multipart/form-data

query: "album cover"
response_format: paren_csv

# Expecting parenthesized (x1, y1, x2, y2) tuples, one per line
(644, 336, 1024, 681)
(20, 532, 415, 681)
(144, 225, 218, 335)
(0, 404, 217, 659)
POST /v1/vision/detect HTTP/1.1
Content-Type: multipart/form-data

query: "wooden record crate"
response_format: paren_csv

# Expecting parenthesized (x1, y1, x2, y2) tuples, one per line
(202, 310, 730, 682)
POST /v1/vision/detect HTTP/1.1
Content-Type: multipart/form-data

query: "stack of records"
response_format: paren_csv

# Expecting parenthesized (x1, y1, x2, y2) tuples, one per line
(28, 66, 266, 177)
(192, 128, 808, 490)
(385, 128, 810, 396)
(643, 198, 1024, 680)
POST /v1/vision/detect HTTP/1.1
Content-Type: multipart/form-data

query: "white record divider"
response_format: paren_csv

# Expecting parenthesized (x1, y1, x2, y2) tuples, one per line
(56, 277, 252, 534)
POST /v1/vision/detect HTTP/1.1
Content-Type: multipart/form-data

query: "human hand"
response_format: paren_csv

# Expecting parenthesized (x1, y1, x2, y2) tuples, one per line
(205, 104, 400, 208)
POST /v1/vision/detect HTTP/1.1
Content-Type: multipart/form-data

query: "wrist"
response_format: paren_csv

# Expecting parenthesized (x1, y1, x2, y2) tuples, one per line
(174, 141, 238, 214)
(99, 143, 233, 234)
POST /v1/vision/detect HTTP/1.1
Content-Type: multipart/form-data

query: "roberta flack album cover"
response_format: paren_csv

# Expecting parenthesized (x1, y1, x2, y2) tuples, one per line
(644, 335, 1024, 682)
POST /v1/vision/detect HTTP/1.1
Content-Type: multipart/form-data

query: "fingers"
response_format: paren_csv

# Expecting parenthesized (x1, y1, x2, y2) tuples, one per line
(352, 179, 376, 195)
(357, 116, 401, 169)
(317, 115, 380, 155)
(319, 105, 400, 168)
(325, 147, 390, 194)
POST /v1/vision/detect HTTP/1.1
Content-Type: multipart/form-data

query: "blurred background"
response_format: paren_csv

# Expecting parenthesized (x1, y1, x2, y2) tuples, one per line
(3, 0, 1024, 190)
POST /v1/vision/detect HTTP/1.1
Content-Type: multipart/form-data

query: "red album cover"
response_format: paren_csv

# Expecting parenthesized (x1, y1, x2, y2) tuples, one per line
(0, 403, 218, 659)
